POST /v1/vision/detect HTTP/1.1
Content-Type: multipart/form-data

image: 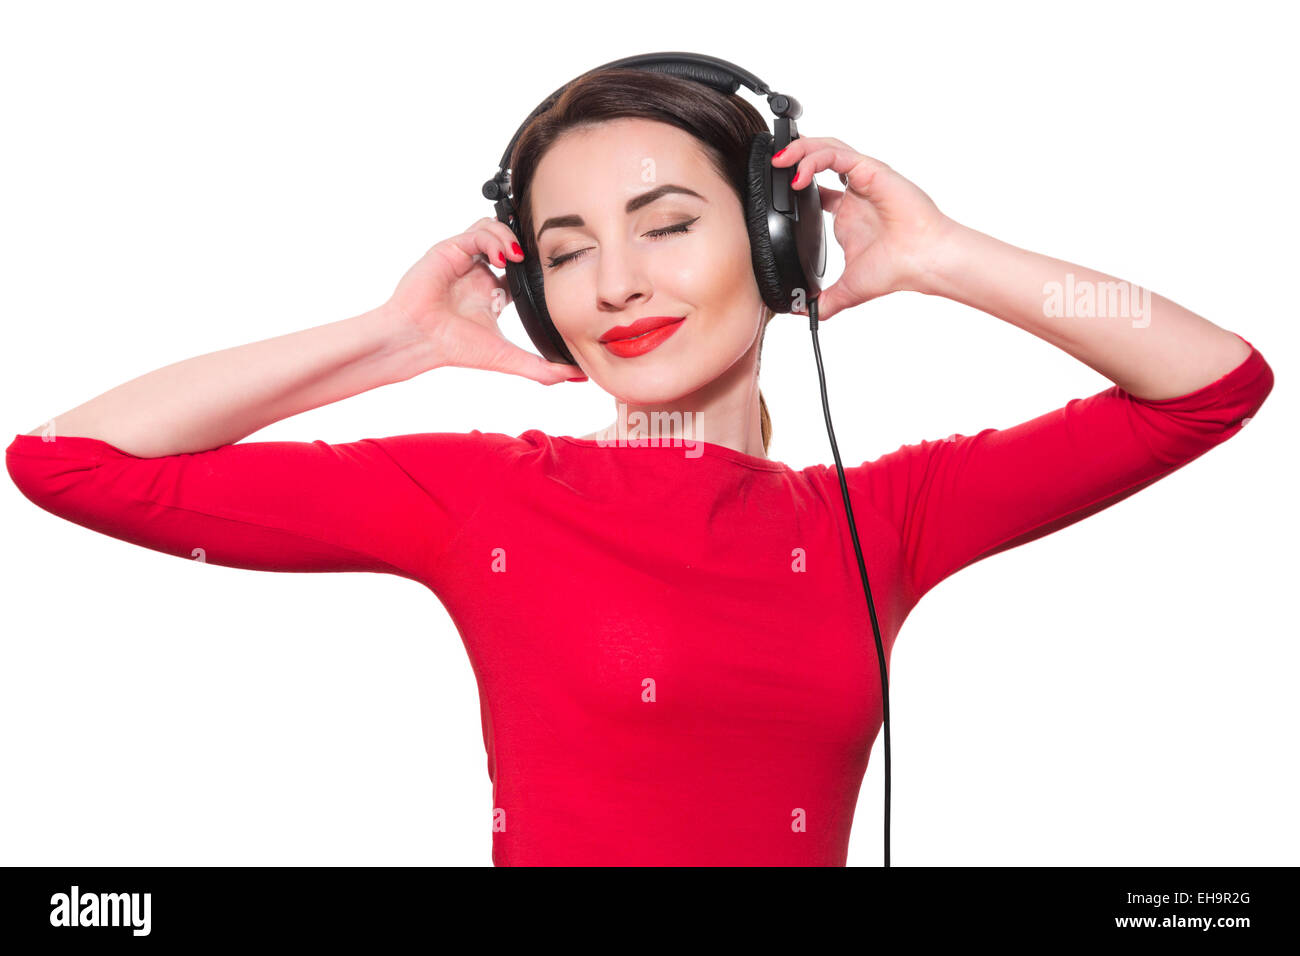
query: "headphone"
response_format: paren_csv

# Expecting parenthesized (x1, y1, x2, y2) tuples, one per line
(481, 51, 893, 867)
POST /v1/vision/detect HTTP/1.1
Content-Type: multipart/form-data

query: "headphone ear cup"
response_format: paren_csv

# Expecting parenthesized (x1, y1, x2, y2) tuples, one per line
(745, 131, 792, 314)
(512, 251, 576, 366)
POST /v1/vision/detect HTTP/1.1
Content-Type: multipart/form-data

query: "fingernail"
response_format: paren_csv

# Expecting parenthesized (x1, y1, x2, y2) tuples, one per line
(496, 251, 505, 266)
(567, 376, 588, 382)
(511, 241, 522, 256)
(773, 147, 787, 161)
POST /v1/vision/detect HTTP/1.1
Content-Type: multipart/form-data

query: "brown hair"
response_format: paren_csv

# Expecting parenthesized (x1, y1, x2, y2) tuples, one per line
(508, 67, 777, 454)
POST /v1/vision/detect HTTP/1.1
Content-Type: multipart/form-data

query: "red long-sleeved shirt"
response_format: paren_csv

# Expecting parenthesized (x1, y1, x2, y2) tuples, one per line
(5, 335, 1274, 865)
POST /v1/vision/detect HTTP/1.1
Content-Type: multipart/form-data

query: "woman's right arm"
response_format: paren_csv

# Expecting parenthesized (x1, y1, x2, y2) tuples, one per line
(7, 219, 582, 584)
(22, 212, 584, 456)
(23, 304, 432, 457)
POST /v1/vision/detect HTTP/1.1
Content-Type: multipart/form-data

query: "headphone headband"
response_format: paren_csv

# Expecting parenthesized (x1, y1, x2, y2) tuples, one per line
(480, 51, 803, 212)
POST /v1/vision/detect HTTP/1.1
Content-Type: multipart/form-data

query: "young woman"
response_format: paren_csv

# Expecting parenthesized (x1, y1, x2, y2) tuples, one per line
(6, 68, 1274, 866)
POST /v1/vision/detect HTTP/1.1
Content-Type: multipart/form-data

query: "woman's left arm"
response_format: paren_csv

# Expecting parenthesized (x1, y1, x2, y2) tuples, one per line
(917, 223, 1252, 399)
(775, 136, 1252, 397)
(780, 137, 1273, 605)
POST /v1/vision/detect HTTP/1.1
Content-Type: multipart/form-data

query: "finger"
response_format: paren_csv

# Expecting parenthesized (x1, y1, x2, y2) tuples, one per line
(800, 136, 891, 174)
(476, 217, 526, 264)
(769, 135, 820, 167)
(451, 218, 521, 270)
(791, 145, 891, 198)
(441, 229, 515, 274)
(769, 142, 798, 165)
(818, 183, 845, 215)
(769, 135, 846, 182)
(818, 279, 878, 322)
(812, 136, 883, 162)
(788, 143, 857, 190)
(814, 286, 841, 323)
(491, 340, 585, 385)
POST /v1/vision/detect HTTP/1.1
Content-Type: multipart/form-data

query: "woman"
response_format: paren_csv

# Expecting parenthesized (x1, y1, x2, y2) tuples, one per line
(6, 68, 1274, 866)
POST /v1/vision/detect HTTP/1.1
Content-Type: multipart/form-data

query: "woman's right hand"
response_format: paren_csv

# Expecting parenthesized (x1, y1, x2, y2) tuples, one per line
(385, 218, 586, 385)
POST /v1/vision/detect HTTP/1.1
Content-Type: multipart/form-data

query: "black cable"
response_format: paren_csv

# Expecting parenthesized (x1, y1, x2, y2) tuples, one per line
(807, 295, 891, 867)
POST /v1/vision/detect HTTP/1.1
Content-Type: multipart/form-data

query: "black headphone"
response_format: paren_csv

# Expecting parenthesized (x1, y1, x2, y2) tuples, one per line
(481, 51, 827, 365)
(481, 51, 893, 867)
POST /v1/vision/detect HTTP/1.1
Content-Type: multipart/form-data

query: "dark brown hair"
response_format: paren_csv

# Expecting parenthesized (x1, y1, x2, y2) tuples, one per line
(508, 67, 778, 454)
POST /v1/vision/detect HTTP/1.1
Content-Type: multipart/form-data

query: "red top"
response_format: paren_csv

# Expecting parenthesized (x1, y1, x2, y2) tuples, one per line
(5, 335, 1274, 865)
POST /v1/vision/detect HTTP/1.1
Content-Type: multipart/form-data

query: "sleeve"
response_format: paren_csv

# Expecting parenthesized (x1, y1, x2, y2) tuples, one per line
(845, 333, 1274, 606)
(5, 428, 519, 585)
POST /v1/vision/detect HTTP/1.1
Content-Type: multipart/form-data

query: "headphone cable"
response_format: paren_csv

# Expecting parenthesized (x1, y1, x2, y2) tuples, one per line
(807, 295, 891, 867)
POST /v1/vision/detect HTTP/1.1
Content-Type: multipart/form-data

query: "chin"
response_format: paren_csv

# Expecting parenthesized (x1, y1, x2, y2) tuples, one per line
(608, 382, 697, 407)
(602, 366, 705, 405)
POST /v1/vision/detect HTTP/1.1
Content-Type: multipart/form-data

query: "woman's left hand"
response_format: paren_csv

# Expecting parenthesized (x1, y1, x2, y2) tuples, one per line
(773, 136, 953, 321)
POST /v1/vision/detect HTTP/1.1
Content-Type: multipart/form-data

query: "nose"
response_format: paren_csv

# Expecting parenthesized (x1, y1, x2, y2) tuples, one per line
(595, 244, 653, 312)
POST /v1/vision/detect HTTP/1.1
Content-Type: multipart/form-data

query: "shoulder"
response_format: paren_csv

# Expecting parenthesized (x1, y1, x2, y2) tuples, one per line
(359, 428, 550, 479)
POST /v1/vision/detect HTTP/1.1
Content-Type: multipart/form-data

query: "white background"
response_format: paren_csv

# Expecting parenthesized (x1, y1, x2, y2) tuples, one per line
(1, 0, 1294, 867)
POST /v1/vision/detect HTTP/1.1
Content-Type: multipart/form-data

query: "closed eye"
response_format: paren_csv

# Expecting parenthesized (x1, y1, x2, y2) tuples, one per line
(544, 217, 701, 271)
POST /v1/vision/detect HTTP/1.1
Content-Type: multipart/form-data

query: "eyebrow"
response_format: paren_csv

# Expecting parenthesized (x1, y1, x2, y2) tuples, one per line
(536, 184, 707, 241)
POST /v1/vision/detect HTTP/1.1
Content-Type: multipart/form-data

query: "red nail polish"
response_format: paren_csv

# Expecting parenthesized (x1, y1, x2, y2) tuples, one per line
(496, 251, 505, 265)
(773, 147, 787, 160)
(567, 376, 588, 382)
(511, 241, 522, 256)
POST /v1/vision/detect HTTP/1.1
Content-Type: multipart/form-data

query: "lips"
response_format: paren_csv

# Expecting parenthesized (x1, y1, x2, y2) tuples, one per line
(599, 315, 686, 343)
(598, 317, 686, 358)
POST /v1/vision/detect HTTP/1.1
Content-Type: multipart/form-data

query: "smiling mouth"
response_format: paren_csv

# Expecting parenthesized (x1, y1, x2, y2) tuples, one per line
(600, 317, 687, 357)
(600, 316, 687, 343)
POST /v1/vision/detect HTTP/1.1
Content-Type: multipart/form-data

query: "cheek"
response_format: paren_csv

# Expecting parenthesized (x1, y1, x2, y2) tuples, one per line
(540, 275, 582, 339)
(674, 228, 758, 305)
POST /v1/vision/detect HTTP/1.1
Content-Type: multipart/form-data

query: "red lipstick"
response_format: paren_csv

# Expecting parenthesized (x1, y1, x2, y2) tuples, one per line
(599, 315, 686, 358)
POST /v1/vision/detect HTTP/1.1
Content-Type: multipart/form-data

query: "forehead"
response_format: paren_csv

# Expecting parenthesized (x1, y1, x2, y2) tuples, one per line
(530, 118, 717, 213)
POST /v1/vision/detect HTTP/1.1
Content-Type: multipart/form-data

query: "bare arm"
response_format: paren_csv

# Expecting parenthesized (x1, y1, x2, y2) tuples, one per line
(919, 221, 1253, 400)
(774, 140, 1252, 398)
(23, 213, 584, 457)
(25, 304, 436, 458)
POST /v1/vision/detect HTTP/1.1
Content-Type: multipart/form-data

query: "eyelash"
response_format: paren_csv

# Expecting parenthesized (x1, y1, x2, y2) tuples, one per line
(544, 217, 701, 271)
